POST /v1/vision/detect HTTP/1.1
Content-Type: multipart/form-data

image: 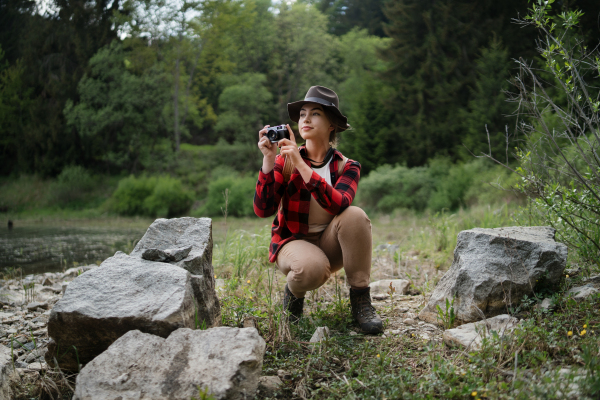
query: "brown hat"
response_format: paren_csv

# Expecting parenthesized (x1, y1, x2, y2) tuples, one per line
(287, 86, 349, 132)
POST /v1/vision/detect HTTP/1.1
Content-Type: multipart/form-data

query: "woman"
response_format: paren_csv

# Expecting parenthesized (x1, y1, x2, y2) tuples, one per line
(254, 86, 383, 334)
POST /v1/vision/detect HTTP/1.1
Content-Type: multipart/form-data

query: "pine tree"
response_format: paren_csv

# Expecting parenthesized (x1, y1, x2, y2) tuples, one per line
(380, 0, 531, 166)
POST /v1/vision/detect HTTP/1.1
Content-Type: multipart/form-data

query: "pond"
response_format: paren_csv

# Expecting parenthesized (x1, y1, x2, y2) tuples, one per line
(0, 220, 150, 275)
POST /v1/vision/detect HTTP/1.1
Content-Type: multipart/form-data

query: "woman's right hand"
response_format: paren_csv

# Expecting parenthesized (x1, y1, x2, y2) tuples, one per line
(258, 125, 277, 159)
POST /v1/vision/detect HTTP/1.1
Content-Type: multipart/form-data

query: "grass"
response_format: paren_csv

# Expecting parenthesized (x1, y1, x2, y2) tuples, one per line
(7, 202, 600, 399)
(212, 203, 600, 399)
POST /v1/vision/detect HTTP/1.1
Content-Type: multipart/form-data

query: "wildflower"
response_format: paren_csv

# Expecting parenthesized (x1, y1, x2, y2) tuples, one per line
(249, 296, 253, 300)
(461, 372, 466, 376)
(377, 354, 380, 358)
(568, 331, 573, 336)
(566, 274, 569, 278)
(247, 280, 251, 284)
(471, 392, 477, 397)
(583, 324, 588, 329)
(214, 275, 217, 279)
(411, 333, 415, 337)
(581, 330, 586, 336)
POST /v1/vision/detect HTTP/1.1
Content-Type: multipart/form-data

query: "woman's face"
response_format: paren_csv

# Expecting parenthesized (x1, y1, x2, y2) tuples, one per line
(298, 102, 333, 142)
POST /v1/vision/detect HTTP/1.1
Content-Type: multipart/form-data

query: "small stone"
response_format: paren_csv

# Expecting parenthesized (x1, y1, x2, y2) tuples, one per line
(443, 314, 519, 351)
(26, 302, 48, 311)
(403, 318, 417, 325)
(370, 279, 410, 296)
(567, 285, 599, 301)
(258, 376, 283, 397)
(541, 298, 553, 310)
(26, 362, 47, 371)
(405, 313, 417, 319)
(310, 327, 330, 343)
(42, 277, 54, 286)
(215, 278, 225, 289)
(391, 329, 400, 335)
(348, 331, 357, 336)
(243, 317, 257, 329)
(277, 369, 291, 380)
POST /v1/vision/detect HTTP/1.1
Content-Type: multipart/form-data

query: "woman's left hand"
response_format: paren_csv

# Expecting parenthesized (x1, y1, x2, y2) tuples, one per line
(277, 125, 304, 169)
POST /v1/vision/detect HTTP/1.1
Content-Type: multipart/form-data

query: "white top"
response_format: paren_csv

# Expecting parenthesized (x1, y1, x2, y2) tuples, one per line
(308, 158, 334, 233)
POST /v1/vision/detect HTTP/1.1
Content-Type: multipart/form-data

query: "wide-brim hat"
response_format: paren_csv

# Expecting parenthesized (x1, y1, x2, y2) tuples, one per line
(287, 86, 349, 132)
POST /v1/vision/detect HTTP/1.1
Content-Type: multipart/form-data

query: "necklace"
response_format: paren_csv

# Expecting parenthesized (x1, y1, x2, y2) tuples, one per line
(305, 147, 334, 168)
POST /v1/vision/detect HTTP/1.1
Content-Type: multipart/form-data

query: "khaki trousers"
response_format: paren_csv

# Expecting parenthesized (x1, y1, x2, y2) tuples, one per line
(276, 206, 372, 298)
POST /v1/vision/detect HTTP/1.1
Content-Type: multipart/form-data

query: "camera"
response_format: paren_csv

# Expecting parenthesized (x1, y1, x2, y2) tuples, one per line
(266, 125, 290, 143)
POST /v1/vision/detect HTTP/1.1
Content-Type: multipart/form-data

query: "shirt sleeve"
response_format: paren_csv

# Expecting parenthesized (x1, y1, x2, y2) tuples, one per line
(303, 159, 361, 215)
(253, 155, 286, 218)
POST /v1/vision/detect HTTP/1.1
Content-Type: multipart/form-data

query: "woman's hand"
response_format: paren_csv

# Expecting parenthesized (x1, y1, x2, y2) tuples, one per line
(258, 125, 277, 160)
(278, 125, 313, 182)
(277, 125, 302, 167)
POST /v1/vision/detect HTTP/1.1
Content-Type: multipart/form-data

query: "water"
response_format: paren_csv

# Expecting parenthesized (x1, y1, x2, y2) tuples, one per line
(0, 224, 147, 275)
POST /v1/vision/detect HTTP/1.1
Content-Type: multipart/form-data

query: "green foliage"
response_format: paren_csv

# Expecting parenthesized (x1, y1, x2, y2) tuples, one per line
(64, 41, 171, 173)
(48, 166, 96, 208)
(436, 297, 456, 329)
(504, 3, 600, 271)
(357, 158, 515, 214)
(196, 174, 256, 218)
(108, 175, 193, 217)
(214, 73, 273, 143)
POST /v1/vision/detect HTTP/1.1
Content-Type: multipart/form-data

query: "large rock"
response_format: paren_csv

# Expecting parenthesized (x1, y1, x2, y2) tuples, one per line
(0, 345, 15, 400)
(419, 226, 567, 324)
(130, 217, 213, 278)
(73, 327, 265, 400)
(46, 252, 220, 371)
(442, 314, 519, 350)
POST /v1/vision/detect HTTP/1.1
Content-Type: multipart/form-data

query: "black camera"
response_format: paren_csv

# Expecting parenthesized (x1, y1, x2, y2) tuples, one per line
(266, 125, 290, 143)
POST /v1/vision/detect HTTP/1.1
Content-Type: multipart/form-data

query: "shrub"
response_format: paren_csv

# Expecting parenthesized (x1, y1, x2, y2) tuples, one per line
(143, 176, 193, 217)
(48, 166, 96, 208)
(357, 158, 513, 214)
(109, 175, 192, 217)
(196, 175, 256, 218)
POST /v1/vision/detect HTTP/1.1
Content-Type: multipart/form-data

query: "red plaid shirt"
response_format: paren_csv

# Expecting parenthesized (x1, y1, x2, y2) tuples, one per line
(254, 146, 361, 262)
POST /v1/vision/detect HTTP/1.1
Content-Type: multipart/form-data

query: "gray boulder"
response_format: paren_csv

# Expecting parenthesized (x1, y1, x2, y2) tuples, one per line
(419, 226, 567, 325)
(442, 314, 519, 350)
(130, 217, 213, 278)
(73, 327, 265, 400)
(0, 345, 15, 400)
(46, 252, 220, 371)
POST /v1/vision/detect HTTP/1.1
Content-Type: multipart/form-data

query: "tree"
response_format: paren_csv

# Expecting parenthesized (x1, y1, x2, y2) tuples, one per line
(459, 37, 516, 162)
(380, 0, 534, 167)
(64, 41, 170, 173)
(214, 73, 273, 143)
(315, 0, 389, 37)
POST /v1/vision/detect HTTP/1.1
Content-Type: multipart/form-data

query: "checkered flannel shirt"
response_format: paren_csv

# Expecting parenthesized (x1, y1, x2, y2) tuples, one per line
(253, 146, 361, 263)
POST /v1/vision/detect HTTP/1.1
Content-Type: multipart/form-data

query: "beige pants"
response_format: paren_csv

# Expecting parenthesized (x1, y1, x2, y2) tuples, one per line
(276, 206, 372, 298)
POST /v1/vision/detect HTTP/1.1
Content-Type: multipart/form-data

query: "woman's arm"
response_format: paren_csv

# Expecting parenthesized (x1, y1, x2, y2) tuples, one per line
(253, 155, 287, 218)
(254, 126, 286, 218)
(303, 160, 361, 215)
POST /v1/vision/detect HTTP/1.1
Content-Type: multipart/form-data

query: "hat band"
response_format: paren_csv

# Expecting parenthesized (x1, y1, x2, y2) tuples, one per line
(303, 97, 336, 107)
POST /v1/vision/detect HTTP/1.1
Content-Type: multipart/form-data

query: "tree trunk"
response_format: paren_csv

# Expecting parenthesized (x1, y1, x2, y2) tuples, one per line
(173, 56, 181, 152)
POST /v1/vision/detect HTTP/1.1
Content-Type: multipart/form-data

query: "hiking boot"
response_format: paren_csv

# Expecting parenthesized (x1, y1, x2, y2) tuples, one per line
(283, 284, 304, 323)
(350, 287, 383, 334)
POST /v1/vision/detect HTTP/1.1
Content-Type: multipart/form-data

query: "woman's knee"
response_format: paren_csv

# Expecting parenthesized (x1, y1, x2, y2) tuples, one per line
(288, 260, 331, 287)
(337, 206, 371, 227)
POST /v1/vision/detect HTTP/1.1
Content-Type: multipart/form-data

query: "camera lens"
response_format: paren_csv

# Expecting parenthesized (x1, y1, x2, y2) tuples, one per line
(266, 129, 277, 142)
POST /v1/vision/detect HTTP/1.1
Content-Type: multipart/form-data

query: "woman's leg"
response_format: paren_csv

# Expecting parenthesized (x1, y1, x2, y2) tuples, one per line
(276, 239, 331, 298)
(319, 206, 382, 334)
(319, 206, 372, 289)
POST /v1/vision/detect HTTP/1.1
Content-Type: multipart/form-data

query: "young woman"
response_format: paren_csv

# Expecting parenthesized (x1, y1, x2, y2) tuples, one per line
(253, 86, 383, 334)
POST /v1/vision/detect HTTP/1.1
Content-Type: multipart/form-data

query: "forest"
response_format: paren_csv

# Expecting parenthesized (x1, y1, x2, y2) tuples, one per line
(0, 0, 599, 218)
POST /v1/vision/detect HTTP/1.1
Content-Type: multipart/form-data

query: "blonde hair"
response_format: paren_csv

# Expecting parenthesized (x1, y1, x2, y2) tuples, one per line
(323, 108, 347, 146)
